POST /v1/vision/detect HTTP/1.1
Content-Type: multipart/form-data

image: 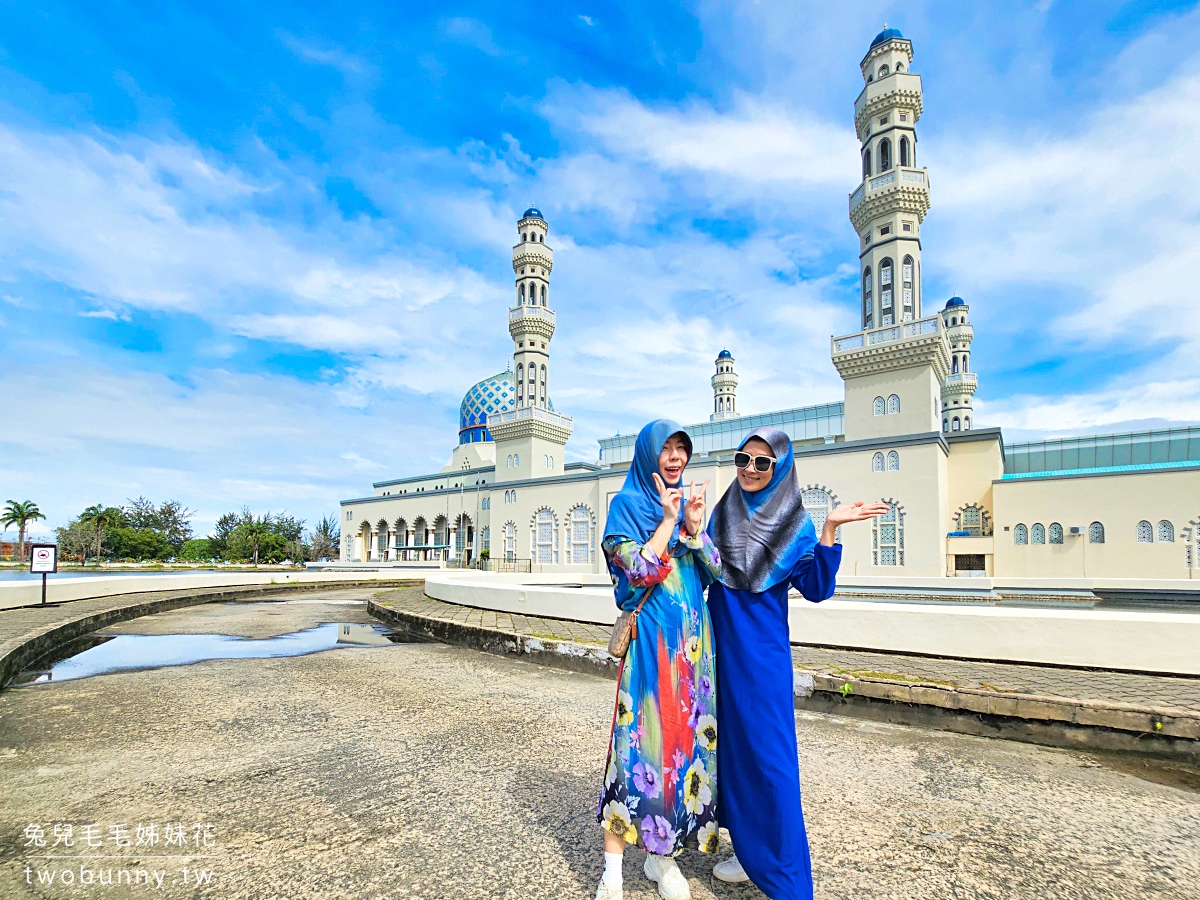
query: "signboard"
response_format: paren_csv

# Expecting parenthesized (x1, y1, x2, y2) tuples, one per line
(30, 543, 58, 574)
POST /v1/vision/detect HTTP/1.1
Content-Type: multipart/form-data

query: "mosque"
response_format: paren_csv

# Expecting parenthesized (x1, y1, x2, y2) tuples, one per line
(340, 28, 1200, 584)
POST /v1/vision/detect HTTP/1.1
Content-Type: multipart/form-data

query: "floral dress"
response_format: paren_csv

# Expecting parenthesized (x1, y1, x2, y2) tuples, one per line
(597, 531, 722, 856)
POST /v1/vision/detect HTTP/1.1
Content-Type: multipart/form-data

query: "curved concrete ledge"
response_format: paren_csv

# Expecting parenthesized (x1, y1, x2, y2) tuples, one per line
(424, 571, 1200, 676)
(0, 570, 419, 611)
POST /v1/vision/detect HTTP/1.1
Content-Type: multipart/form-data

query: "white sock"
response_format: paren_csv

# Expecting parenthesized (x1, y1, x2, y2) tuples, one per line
(603, 851, 623, 886)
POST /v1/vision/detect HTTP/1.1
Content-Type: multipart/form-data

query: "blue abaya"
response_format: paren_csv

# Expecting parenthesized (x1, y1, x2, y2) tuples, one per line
(707, 534, 841, 900)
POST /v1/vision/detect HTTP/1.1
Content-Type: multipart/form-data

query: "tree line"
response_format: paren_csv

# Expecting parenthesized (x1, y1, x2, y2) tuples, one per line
(35, 499, 342, 565)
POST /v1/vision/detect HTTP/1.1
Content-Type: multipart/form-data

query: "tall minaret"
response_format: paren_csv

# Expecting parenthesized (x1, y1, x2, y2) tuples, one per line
(492, 207, 573, 483)
(510, 207, 555, 409)
(832, 27, 948, 442)
(849, 26, 930, 329)
(939, 296, 978, 432)
(710, 350, 739, 421)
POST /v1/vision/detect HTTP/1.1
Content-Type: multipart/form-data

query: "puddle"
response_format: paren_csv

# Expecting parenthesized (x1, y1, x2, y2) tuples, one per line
(13, 623, 412, 686)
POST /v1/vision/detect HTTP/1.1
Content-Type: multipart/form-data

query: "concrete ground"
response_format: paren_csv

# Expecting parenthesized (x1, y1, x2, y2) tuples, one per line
(0, 590, 1197, 899)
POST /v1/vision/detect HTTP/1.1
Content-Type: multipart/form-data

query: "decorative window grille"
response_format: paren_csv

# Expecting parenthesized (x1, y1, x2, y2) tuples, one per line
(882, 289, 893, 309)
(887, 394, 900, 414)
(957, 505, 992, 537)
(1158, 520, 1174, 542)
(902, 264, 913, 282)
(872, 452, 885, 472)
(531, 509, 558, 564)
(1137, 520, 1153, 543)
(873, 396, 885, 416)
(1089, 522, 1105, 544)
(568, 505, 593, 565)
(1014, 524, 1028, 545)
(801, 488, 841, 542)
(1049, 523, 1063, 544)
(503, 522, 516, 560)
(873, 502, 904, 565)
(1031, 523, 1045, 544)
(481, 527, 490, 553)
(887, 450, 899, 471)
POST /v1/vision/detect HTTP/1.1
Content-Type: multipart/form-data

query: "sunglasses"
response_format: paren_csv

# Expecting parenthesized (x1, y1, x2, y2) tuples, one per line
(734, 451, 776, 472)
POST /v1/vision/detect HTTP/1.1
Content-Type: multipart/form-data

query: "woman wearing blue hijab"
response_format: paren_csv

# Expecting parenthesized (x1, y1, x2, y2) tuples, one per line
(595, 419, 722, 900)
(706, 427, 886, 900)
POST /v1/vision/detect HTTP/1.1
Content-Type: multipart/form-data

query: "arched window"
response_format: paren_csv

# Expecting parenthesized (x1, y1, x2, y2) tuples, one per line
(516, 363, 524, 403)
(1158, 520, 1175, 542)
(872, 452, 885, 472)
(521, 233, 527, 243)
(879, 259, 893, 323)
(481, 526, 490, 553)
(943, 419, 949, 432)
(1049, 523, 1063, 544)
(952, 417, 961, 431)
(952, 356, 959, 374)
(964, 416, 971, 429)
(514, 453, 519, 467)
(1089, 522, 1105, 544)
(862, 149, 871, 179)
(801, 488, 840, 541)
(879, 64, 889, 77)
(531, 508, 558, 564)
(862, 267, 873, 327)
(899, 135, 910, 167)
(518, 283, 525, 303)
(1137, 520, 1153, 543)
(503, 521, 516, 561)
(896, 62, 904, 72)
(901, 255, 914, 318)
(540, 284, 546, 305)
(879, 138, 891, 171)
(568, 505, 594, 565)
(958, 506, 985, 537)
(1014, 524, 1028, 545)
(1031, 523, 1046, 544)
(539, 364, 547, 404)
(887, 450, 899, 471)
(887, 394, 900, 414)
(873, 396, 885, 416)
(873, 501, 904, 565)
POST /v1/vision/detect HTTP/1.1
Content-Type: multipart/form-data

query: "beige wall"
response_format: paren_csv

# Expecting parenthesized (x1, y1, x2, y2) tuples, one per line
(992, 469, 1200, 579)
(844, 365, 941, 441)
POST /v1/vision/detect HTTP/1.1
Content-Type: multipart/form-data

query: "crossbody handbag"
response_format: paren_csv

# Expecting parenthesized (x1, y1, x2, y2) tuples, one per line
(607, 582, 658, 658)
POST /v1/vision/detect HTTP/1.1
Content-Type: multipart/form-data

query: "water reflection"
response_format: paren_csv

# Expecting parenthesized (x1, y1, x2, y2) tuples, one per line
(15, 622, 407, 686)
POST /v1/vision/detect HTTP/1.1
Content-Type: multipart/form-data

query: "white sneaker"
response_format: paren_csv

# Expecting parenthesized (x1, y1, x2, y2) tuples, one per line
(713, 854, 749, 883)
(643, 854, 691, 900)
(594, 878, 623, 900)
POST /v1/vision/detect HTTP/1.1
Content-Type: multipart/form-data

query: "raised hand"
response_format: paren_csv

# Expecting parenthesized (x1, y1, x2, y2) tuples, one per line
(652, 472, 684, 523)
(826, 500, 892, 528)
(683, 478, 710, 535)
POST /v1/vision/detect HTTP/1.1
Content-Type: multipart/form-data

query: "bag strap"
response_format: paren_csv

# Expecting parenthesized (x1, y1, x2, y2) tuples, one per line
(603, 580, 659, 761)
(628, 579, 657, 641)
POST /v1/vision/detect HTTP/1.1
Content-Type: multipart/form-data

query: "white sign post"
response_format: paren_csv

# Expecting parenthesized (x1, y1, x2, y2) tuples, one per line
(29, 543, 58, 606)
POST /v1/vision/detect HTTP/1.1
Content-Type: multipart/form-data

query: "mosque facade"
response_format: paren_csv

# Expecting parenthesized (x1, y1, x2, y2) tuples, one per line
(340, 29, 1200, 584)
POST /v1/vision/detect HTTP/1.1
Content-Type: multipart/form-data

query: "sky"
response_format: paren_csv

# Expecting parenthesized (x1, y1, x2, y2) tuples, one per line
(2, 0, 1199, 539)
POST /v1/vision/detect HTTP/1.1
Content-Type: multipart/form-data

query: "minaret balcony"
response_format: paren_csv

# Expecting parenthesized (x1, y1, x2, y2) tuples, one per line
(508, 305, 557, 341)
(854, 72, 924, 133)
(849, 166, 931, 232)
(831, 314, 949, 381)
(942, 372, 978, 394)
(490, 404, 574, 444)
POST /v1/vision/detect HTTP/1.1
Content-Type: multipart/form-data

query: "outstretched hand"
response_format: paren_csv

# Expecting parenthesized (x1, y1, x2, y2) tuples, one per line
(826, 500, 891, 528)
(683, 479, 710, 535)
(651, 472, 684, 523)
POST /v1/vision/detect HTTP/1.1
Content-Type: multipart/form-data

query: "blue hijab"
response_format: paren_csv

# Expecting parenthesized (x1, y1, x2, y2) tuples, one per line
(707, 426, 815, 593)
(604, 419, 693, 607)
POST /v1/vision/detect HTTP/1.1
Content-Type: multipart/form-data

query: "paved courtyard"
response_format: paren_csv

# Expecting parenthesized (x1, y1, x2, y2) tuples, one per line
(0, 592, 1197, 899)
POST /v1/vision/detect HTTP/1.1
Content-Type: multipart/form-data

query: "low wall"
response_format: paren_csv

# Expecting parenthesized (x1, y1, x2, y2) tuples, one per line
(0, 570, 417, 611)
(423, 571, 1200, 676)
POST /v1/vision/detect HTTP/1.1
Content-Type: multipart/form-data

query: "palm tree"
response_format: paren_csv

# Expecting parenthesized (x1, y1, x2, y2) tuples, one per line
(79, 504, 123, 564)
(241, 518, 270, 567)
(2, 500, 46, 563)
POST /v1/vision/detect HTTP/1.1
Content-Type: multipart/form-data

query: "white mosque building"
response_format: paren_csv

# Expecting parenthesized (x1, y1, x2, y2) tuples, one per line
(340, 28, 1200, 585)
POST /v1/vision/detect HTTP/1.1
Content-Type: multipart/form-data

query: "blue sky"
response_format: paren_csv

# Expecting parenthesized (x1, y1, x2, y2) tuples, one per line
(2, 1, 1199, 537)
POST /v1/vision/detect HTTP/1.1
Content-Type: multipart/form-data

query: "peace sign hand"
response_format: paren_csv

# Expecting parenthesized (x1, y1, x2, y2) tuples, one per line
(683, 479, 710, 534)
(651, 472, 684, 523)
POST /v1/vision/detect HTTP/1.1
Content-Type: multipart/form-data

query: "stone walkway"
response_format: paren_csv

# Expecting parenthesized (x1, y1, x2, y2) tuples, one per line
(370, 588, 1200, 754)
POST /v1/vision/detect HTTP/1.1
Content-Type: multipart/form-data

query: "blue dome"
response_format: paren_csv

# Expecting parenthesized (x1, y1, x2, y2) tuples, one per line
(717, 349, 733, 359)
(944, 295, 966, 309)
(521, 207, 544, 220)
(870, 26, 905, 48)
(458, 372, 516, 444)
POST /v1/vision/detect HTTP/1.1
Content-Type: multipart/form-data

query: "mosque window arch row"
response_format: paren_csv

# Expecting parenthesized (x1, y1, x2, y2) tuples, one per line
(1137, 519, 1176, 543)
(800, 485, 841, 542)
(873, 499, 905, 566)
